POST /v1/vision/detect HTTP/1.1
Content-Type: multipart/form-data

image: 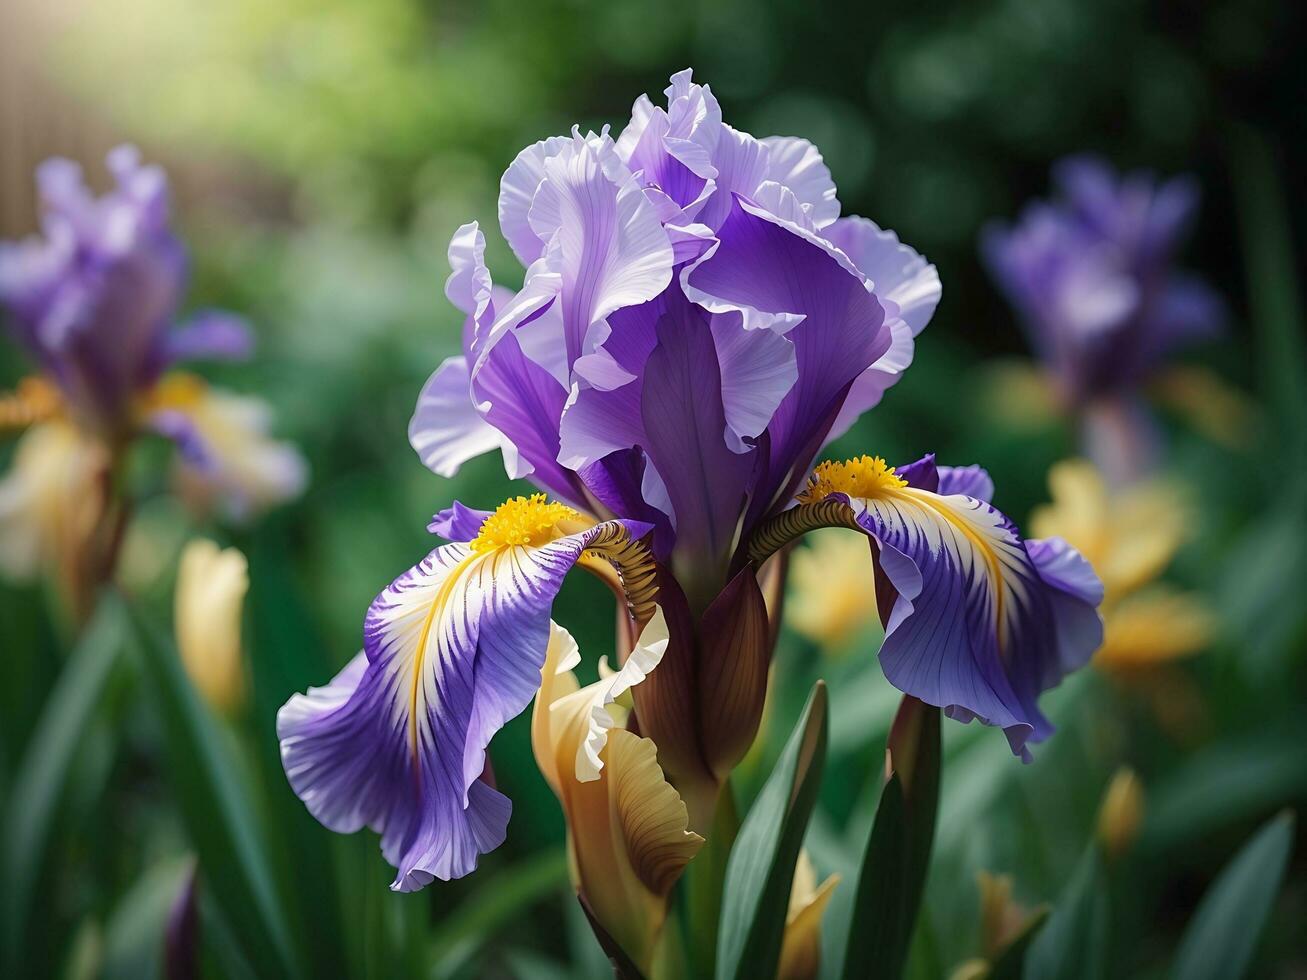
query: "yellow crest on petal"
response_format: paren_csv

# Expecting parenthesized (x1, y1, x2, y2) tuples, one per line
(471, 494, 587, 553)
(799, 455, 906, 504)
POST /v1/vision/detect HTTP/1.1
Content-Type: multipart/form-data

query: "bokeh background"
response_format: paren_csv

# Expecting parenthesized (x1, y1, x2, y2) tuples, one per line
(2, 0, 1304, 977)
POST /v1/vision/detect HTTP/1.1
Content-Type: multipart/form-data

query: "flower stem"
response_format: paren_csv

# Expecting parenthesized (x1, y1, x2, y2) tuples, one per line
(682, 782, 740, 978)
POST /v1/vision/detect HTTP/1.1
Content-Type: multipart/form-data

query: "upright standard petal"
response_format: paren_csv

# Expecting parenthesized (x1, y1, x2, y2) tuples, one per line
(748, 455, 1103, 758)
(279, 496, 656, 889)
(527, 131, 674, 365)
(685, 197, 890, 517)
(759, 136, 840, 228)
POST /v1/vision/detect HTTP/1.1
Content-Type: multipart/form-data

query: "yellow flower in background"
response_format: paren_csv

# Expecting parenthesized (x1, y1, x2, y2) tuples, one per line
(777, 851, 840, 980)
(1030, 459, 1212, 675)
(947, 870, 1045, 980)
(1097, 767, 1145, 861)
(0, 419, 108, 587)
(786, 528, 879, 654)
(175, 539, 249, 715)
(532, 614, 702, 977)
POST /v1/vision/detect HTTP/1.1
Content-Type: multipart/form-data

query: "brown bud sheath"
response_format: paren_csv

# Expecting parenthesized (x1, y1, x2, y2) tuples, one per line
(629, 570, 718, 826)
(698, 565, 772, 780)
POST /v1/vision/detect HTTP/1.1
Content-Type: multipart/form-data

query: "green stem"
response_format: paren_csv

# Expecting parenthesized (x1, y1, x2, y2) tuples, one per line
(682, 784, 741, 978)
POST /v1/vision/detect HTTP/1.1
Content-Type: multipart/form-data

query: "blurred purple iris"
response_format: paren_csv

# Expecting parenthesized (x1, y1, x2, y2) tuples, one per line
(0, 146, 251, 439)
(983, 157, 1224, 479)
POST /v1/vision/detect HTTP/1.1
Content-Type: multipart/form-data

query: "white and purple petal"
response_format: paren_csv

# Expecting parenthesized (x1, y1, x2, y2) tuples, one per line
(279, 518, 650, 888)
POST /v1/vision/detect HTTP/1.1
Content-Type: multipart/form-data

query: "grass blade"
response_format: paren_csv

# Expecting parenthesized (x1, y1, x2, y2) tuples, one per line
(2, 595, 123, 973)
(1171, 811, 1295, 980)
(123, 593, 299, 979)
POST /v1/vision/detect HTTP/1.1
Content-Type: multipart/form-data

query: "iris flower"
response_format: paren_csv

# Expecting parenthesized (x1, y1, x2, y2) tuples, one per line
(280, 71, 1102, 914)
(983, 157, 1224, 482)
(0, 146, 305, 586)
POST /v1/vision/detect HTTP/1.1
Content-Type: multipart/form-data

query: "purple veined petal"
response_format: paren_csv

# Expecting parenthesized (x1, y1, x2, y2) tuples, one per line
(641, 297, 756, 567)
(711, 311, 797, 453)
(665, 222, 717, 265)
(279, 513, 654, 888)
(684, 195, 889, 517)
(557, 376, 645, 472)
(526, 130, 674, 367)
(823, 316, 914, 443)
(472, 330, 587, 503)
(428, 501, 494, 541)
(751, 181, 818, 232)
(616, 69, 722, 219)
(165, 310, 254, 365)
(577, 449, 677, 559)
(822, 216, 941, 336)
(805, 460, 1103, 759)
(446, 222, 496, 336)
(498, 134, 573, 268)
(696, 124, 770, 231)
(894, 453, 996, 501)
(892, 453, 940, 492)
(759, 136, 840, 228)
(409, 356, 503, 478)
(937, 464, 995, 502)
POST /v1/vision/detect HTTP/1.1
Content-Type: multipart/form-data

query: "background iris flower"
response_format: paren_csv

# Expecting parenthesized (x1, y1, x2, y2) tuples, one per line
(983, 158, 1225, 483)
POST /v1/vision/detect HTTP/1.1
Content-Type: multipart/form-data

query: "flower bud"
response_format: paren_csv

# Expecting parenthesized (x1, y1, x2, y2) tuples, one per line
(174, 539, 248, 715)
(1097, 767, 1144, 860)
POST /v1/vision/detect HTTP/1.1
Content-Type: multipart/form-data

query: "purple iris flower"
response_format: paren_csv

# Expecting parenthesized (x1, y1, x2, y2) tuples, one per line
(0, 146, 251, 439)
(280, 70, 1102, 890)
(409, 69, 941, 589)
(983, 157, 1224, 479)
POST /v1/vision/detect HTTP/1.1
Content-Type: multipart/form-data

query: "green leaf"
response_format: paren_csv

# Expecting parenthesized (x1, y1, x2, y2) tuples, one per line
(122, 593, 299, 979)
(2, 596, 124, 973)
(101, 858, 193, 980)
(841, 696, 941, 980)
(1023, 845, 1109, 980)
(244, 526, 348, 977)
(987, 907, 1049, 980)
(716, 681, 829, 980)
(1171, 811, 1295, 980)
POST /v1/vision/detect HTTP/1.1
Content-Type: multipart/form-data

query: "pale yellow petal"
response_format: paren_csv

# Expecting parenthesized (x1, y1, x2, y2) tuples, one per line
(778, 859, 840, 980)
(786, 528, 878, 653)
(531, 622, 581, 795)
(0, 420, 106, 584)
(1097, 768, 1145, 860)
(578, 608, 669, 781)
(1029, 459, 1110, 569)
(607, 729, 704, 896)
(1096, 587, 1214, 671)
(174, 539, 249, 714)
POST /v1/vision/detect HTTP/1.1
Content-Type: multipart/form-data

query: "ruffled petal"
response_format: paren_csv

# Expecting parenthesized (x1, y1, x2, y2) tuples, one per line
(409, 356, 502, 478)
(760, 137, 840, 228)
(527, 131, 674, 366)
(282, 511, 655, 888)
(684, 197, 890, 515)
